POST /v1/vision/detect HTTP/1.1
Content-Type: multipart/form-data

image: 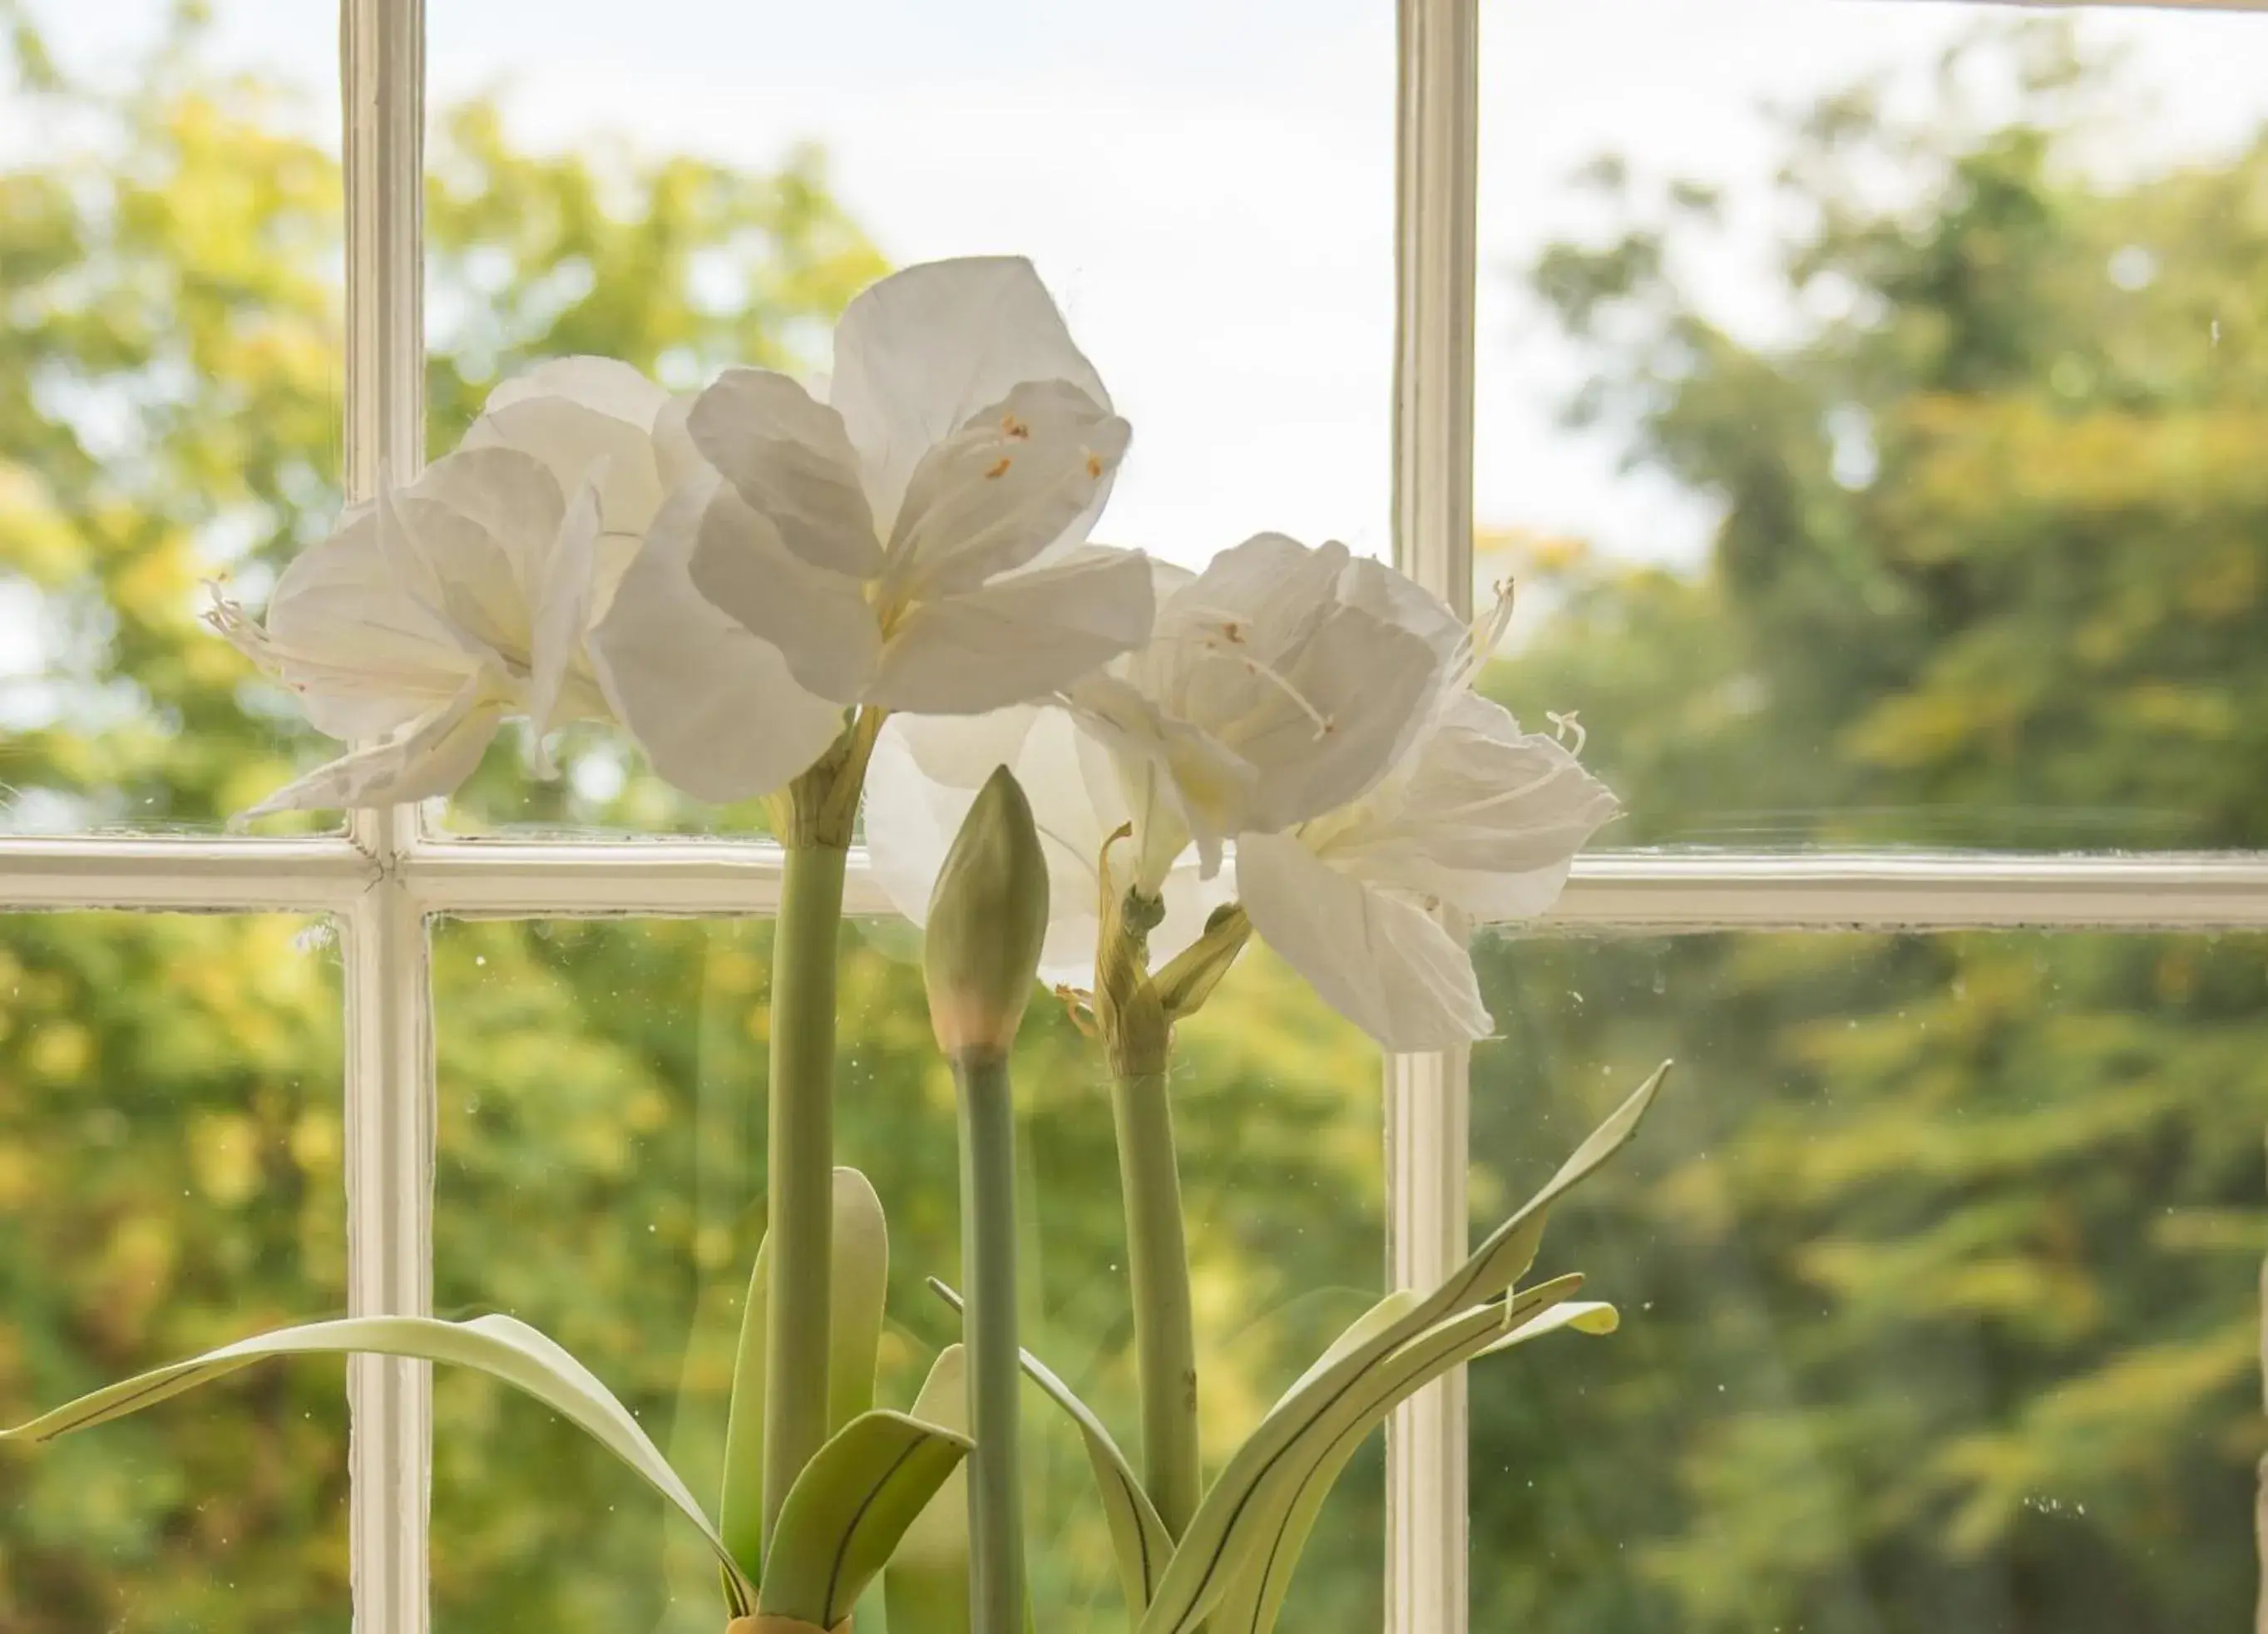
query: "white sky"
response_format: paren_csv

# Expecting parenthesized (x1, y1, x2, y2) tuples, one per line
(22, 1, 2268, 575)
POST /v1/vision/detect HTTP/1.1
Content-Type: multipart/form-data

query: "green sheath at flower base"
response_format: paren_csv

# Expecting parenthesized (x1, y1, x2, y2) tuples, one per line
(923, 767, 1050, 1058)
(924, 766, 1050, 1634)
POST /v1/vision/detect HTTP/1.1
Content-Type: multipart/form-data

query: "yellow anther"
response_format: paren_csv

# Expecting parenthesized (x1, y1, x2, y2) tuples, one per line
(1001, 412, 1030, 439)
(985, 457, 1013, 480)
(1085, 452, 1104, 479)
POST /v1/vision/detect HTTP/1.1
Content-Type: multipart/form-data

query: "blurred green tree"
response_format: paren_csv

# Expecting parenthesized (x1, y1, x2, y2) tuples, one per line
(1471, 20, 2268, 1633)
(0, 12, 1386, 1633)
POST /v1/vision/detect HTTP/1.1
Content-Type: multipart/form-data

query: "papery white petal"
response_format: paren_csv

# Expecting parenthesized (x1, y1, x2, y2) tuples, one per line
(485, 355, 670, 423)
(1154, 531, 1348, 658)
(881, 379, 1129, 600)
(1215, 602, 1440, 832)
(254, 515, 469, 738)
(867, 707, 1216, 988)
(684, 474, 881, 704)
(402, 446, 567, 634)
(241, 674, 506, 819)
(1329, 693, 1618, 921)
(524, 476, 605, 774)
(465, 395, 666, 538)
(829, 256, 1109, 534)
(1337, 555, 1465, 667)
(1235, 830, 1491, 1051)
(653, 392, 703, 491)
(589, 481, 848, 804)
(687, 368, 882, 578)
(866, 713, 1097, 985)
(360, 483, 517, 683)
(866, 546, 1154, 715)
(1066, 673, 1248, 881)
(892, 701, 1048, 788)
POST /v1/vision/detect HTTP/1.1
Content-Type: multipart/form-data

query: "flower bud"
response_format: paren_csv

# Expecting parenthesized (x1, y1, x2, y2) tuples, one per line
(923, 767, 1050, 1056)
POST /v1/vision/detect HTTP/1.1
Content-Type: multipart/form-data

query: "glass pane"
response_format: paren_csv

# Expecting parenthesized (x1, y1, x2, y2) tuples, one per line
(430, 918, 1383, 1633)
(1478, 2, 2268, 847)
(1468, 928, 2268, 1633)
(424, 0, 1391, 834)
(0, 4, 346, 835)
(0, 910, 348, 1632)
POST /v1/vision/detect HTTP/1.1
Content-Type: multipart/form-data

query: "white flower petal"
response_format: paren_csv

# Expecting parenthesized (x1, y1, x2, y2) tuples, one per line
(590, 481, 847, 804)
(866, 707, 1211, 990)
(866, 545, 1154, 714)
(653, 392, 702, 491)
(242, 674, 506, 819)
(1155, 531, 1348, 658)
(485, 355, 670, 423)
(683, 473, 881, 704)
(394, 449, 566, 663)
(464, 395, 666, 538)
(1337, 555, 1465, 666)
(1065, 673, 1248, 881)
(255, 512, 469, 738)
(525, 476, 605, 773)
(881, 379, 1129, 601)
(865, 713, 1099, 986)
(829, 257, 1109, 534)
(364, 483, 515, 677)
(687, 368, 882, 578)
(1332, 694, 1618, 921)
(1235, 830, 1491, 1051)
(1217, 602, 1440, 832)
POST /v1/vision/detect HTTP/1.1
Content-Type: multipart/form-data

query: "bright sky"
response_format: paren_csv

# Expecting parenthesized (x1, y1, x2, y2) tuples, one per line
(24, 1, 2268, 573)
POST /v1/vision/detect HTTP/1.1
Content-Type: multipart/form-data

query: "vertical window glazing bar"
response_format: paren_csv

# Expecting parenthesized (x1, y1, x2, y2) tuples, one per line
(340, 4, 430, 1632)
(1386, 0, 1478, 1631)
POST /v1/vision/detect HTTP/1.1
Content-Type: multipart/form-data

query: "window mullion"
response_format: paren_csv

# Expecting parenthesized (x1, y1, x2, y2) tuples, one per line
(1386, 0, 1480, 1630)
(340, 5, 432, 1634)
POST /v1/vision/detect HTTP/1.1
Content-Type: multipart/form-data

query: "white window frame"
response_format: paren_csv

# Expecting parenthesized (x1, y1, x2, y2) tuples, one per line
(4, 2, 2268, 1630)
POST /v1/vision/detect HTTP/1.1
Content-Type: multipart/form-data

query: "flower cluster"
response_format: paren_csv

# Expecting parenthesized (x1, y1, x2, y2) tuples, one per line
(217, 256, 1617, 1047)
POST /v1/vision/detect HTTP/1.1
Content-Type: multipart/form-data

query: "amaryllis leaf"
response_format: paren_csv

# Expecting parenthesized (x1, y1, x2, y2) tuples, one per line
(0, 1313, 752, 1615)
(884, 1345, 974, 1634)
(758, 1409, 971, 1632)
(1213, 1296, 1619, 1634)
(720, 1165, 892, 1584)
(1138, 1063, 1667, 1634)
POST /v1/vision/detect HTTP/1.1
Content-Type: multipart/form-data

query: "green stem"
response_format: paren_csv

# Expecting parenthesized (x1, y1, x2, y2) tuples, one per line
(760, 839, 849, 1555)
(1112, 1066, 1201, 1539)
(956, 1048, 1027, 1634)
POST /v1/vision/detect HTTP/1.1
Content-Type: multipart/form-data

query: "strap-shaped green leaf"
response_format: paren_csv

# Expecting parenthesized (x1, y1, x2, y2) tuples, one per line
(758, 1409, 972, 1632)
(1213, 1296, 1620, 1634)
(930, 1276, 1174, 1619)
(721, 1164, 892, 1582)
(884, 1346, 974, 1634)
(0, 1312, 754, 1615)
(1140, 1061, 1667, 1634)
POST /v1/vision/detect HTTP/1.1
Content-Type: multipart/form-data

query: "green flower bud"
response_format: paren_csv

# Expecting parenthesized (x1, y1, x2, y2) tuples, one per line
(924, 767, 1050, 1056)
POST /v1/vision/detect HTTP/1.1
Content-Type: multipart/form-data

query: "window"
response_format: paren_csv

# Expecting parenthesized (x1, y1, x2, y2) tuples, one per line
(2, 3, 2264, 1632)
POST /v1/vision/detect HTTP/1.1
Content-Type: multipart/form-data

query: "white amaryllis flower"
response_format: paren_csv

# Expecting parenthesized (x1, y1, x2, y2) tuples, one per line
(605, 256, 1155, 736)
(864, 705, 1228, 990)
(470, 357, 848, 804)
(210, 447, 605, 817)
(1065, 533, 1445, 888)
(1234, 609, 1619, 1050)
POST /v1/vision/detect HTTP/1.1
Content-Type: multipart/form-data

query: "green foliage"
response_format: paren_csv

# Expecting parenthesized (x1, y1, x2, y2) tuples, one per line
(17, 7, 2260, 1634)
(1471, 20, 2268, 1634)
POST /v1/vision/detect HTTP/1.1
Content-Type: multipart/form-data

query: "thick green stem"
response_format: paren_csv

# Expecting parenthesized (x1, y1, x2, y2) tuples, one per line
(1112, 1066, 1201, 1539)
(760, 840, 849, 1554)
(956, 1048, 1027, 1634)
